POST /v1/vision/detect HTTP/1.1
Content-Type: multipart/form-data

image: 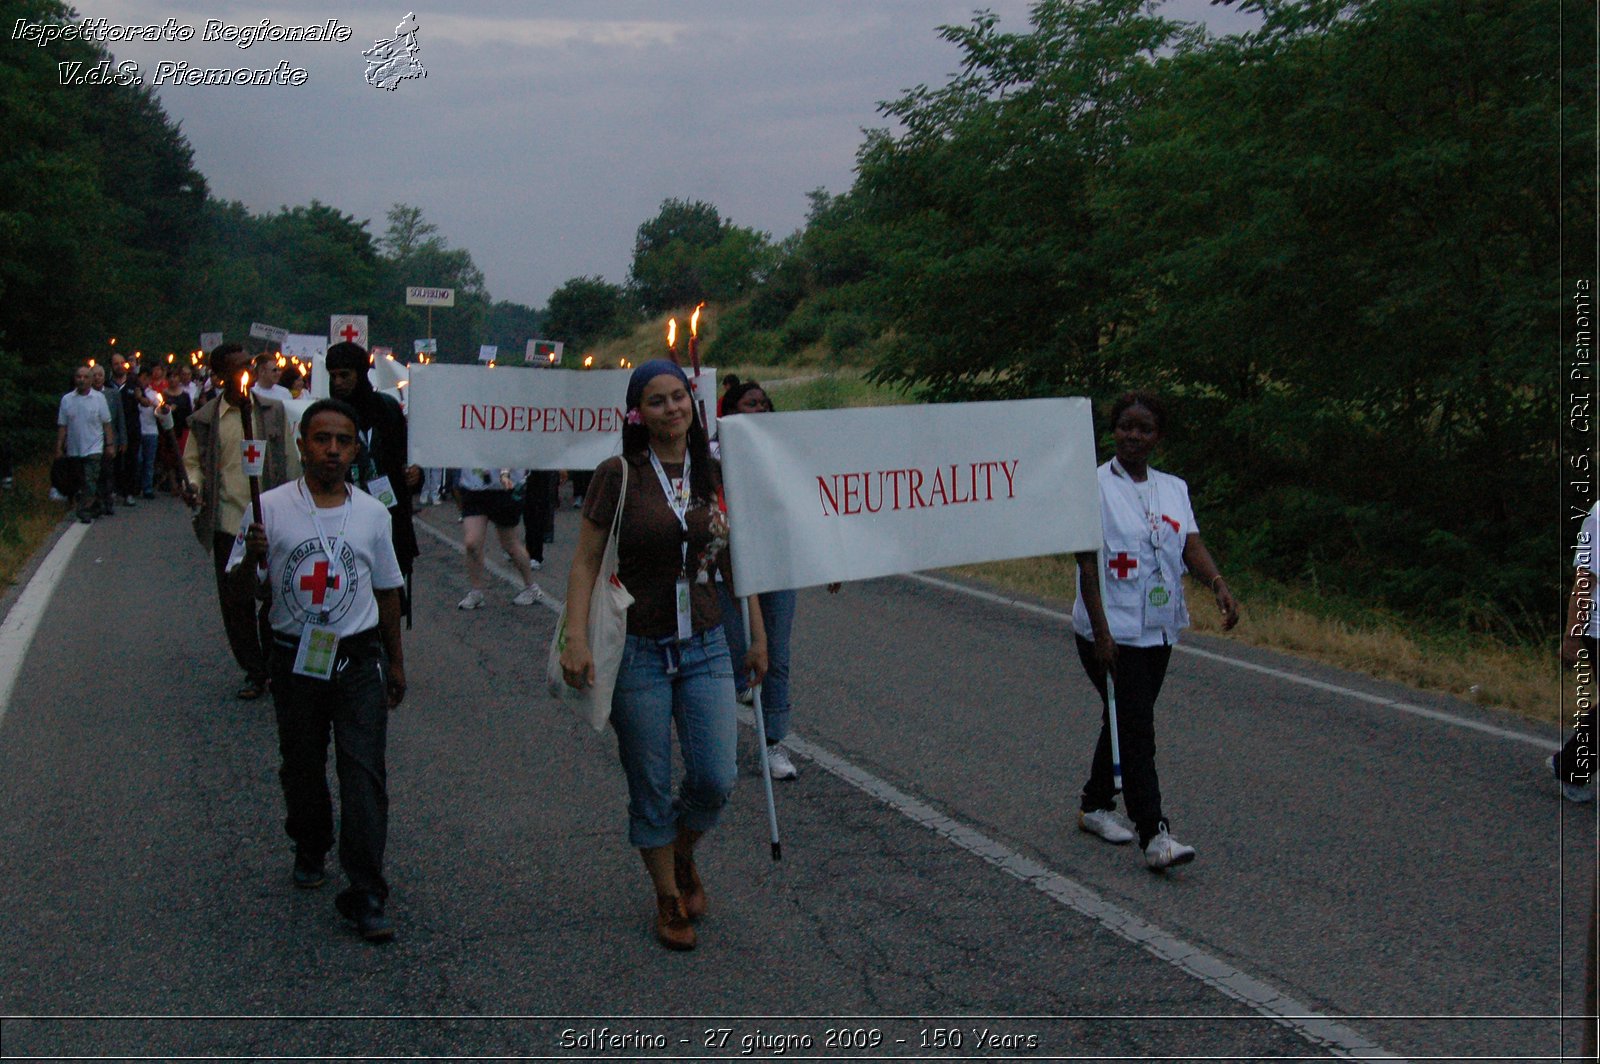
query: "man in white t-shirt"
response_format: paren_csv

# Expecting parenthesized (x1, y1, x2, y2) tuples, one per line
(230, 398, 406, 942)
(55, 366, 114, 523)
(250, 352, 294, 403)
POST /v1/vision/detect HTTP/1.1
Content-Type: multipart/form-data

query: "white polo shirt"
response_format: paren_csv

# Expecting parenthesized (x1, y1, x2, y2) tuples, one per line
(57, 389, 111, 457)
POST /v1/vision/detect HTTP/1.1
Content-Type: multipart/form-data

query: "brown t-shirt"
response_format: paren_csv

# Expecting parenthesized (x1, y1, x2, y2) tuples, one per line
(583, 453, 730, 639)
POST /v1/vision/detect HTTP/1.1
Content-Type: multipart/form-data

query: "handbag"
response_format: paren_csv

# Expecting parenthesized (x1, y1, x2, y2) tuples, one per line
(547, 460, 634, 731)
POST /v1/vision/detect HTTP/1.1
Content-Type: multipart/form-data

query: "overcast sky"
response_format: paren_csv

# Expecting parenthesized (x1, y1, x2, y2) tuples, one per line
(75, 1, 1259, 310)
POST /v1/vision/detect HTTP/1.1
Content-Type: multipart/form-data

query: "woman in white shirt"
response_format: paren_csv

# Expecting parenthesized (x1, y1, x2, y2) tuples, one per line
(454, 467, 541, 609)
(1072, 392, 1239, 870)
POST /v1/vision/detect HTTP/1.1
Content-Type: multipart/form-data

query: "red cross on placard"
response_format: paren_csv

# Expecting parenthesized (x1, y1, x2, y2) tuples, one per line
(1107, 552, 1139, 579)
(242, 442, 262, 465)
(339, 323, 361, 343)
(298, 560, 341, 605)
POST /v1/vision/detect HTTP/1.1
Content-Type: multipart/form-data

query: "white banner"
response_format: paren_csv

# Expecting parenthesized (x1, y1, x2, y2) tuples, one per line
(719, 399, 1101, 596)
(407, 364, 717, 470)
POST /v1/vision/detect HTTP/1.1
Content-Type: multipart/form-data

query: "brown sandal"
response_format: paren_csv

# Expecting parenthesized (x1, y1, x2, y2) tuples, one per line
(655, 894, 696, 950)
(674, 851, 706, 920)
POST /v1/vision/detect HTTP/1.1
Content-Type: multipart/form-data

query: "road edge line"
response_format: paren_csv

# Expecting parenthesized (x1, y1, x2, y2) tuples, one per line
(0, 521, 90, 725)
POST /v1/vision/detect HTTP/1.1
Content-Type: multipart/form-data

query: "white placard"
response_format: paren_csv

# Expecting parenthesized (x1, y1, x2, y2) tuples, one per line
(240, 438, 267, 477)
(526, 339, 564, 365)
(249, 322, 288, 344)
(407, 364, 718, 470)
(477, 344, 498, 363)
(329, 315, 369, 348)
(413, 339, 438, 359)
(719, 399, 1101, 596)
(283, 334, 326, 397)
(406, 286, 455, 307)
(199, 331, 223, 353)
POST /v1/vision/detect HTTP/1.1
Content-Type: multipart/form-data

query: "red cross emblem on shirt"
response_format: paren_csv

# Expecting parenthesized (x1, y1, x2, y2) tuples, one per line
(339, 323, 361, 343)
(242, 442, 262, 465)
(1107, 552, 1139, 579)
(298, 560, 341, 605)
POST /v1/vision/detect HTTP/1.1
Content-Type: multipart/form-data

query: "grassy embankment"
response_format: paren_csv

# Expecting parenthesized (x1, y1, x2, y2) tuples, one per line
(0, 460, 68, 593)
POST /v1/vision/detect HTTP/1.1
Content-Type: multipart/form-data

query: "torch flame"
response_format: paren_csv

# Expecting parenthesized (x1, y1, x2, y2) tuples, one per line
(241, 370, 250, 396)
(690, 302, 703, 337)
(666, 318, 678, 349)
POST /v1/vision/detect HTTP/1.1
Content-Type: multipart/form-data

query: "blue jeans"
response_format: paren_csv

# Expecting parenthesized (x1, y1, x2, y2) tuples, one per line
(610, 628, 737, 848)
(137, 433, 158, 495)
(717, 583, 796, 743)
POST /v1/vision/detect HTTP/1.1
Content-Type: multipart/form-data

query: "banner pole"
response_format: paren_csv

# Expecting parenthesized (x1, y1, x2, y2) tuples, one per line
(1095, 548, 1124, 792)
(743, 597, 783, 861)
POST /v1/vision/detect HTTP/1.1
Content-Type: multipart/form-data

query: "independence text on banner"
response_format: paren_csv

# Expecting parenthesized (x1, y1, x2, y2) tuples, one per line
(406, 363, 718, 471)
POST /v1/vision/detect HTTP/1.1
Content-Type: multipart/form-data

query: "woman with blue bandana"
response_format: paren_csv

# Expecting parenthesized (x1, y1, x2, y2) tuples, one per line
(561, 360, 768, 951)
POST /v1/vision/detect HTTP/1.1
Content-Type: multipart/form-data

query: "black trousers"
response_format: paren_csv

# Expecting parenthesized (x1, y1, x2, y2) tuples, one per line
(211, 532, 273, 685)
(270, 630, 390, 900)
(1076, 635, 1173, 845)
(521, 471, 557, 561)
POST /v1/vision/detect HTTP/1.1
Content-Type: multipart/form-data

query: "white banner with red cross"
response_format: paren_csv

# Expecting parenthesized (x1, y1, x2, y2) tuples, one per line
(717, 399, 1101, 596)
(406, 363, 718, 470)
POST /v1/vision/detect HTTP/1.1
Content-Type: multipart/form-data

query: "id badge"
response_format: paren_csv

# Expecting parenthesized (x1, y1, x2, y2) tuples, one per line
(675, 578, 693, 641)
(293, 625, 340, 679)
(365, 474, 398, 509)
(1144, 580, 1177, 628)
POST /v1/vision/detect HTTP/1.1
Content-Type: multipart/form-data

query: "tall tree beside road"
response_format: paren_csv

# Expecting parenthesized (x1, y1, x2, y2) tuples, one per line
(0, 0, 206, 454)
(544, 276, 633, 354)
(374, 203, 489, 364)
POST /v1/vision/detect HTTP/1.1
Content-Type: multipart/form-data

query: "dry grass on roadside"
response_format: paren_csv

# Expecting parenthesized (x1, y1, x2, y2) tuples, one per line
(0, 461, 67, 592)
(942, 556, 1563, 726)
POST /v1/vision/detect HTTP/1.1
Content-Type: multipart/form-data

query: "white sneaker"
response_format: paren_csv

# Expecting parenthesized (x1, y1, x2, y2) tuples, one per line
(457, 589, 485, 610)
(1079, 809, 1136, 845)
(736, 688, 755, 706)
(765, 745, 798, 780)
(512, 585, 540, 607)
(1144, 829, 1196, 870)
(1550, 754, 1595, 803)
(529, 559, 543, 571)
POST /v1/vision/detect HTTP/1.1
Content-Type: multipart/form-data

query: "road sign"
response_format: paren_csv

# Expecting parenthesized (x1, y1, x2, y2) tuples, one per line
(406, 287, 455, 307)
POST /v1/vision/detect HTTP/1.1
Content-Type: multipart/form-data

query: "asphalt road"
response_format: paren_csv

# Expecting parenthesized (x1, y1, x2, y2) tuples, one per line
(0, 492, 1592, 1062)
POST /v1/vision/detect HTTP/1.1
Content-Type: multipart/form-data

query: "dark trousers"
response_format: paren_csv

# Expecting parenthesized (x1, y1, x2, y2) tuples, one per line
(521, 471, 557, 561)
(97, 451, 118, 513)
(1559, 636, 1598, 785)
(211, 531, 273, 685)
(1076, 635, 1173, 845)
(270, 632, 390, 899)
(116, 438, 138, 498)
(72, 455, 101, 521)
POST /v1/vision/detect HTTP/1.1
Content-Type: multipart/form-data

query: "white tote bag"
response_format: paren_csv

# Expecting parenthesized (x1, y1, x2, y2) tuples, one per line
(547, 460, 634, 731)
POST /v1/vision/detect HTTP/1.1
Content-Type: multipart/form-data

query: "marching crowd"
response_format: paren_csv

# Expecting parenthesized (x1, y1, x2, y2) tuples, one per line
(49, 344, 1593, 960)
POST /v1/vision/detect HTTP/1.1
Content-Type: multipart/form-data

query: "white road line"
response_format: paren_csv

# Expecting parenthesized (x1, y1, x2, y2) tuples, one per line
(0, 522, 90, 726)
(420, 516, 1403, 1058)
(907, 572, 1553, 750)
(772, 723, 1407, 1063)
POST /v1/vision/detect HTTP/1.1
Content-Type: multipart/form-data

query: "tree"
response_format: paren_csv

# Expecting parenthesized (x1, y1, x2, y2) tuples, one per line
(628, 198, 776, 313)
(544, 276, 632, 352)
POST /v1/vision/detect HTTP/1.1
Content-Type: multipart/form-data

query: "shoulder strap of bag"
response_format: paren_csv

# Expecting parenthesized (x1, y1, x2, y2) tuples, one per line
(608, 458, 628, 542)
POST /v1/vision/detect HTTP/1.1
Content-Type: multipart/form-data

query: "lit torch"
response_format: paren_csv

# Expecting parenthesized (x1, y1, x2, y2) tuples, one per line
(239, 370, 263, 525)
(688, 302, 707, 428)
(666, 318, 678, 363)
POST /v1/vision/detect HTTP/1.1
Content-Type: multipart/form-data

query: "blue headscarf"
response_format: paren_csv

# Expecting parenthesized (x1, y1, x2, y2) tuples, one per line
(625, 359, 691, 411)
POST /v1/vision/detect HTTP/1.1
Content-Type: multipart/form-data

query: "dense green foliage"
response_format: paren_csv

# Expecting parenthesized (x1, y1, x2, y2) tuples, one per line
(708, 0, 1588, 641)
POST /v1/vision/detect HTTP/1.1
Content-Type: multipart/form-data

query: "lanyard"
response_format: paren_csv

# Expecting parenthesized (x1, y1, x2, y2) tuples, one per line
(648, 449, 691, 575)
(298, 478, 352, 574)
